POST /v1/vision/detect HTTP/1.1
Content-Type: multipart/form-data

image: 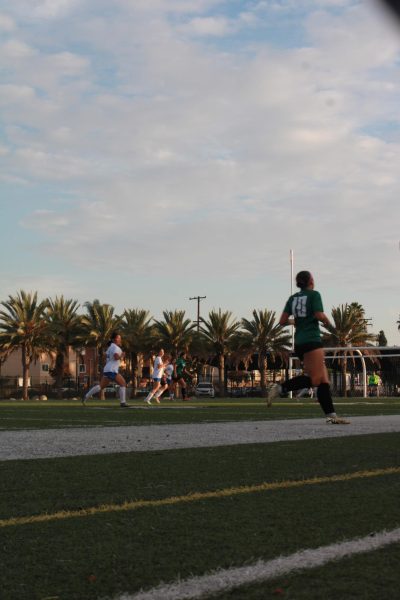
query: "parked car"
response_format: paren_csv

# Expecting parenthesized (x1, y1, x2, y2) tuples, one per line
(195, 382, 215, 398)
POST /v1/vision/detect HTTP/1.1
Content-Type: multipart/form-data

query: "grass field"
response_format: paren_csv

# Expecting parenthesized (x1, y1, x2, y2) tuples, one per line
(1, 398, 400, 599)
(1, 396, 400, 429)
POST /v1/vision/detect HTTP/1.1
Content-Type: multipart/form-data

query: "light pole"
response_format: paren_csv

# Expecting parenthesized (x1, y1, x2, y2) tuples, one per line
(189, 295, 206, 331)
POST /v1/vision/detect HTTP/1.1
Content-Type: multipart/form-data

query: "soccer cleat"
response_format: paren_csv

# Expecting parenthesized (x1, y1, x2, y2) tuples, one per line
(266, 383, 282, 406)
(81, 393, 88, 406)
(120, 403, 130, 408)
(326, 416, 350, 425)
(154, 397, 160, 404)
(144, 398, 152, 405)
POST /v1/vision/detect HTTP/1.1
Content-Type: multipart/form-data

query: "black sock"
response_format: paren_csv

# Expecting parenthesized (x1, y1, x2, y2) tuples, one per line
(317, 383, 335, 415)
(181, 386, 186, 399)
(281, 375, 312, 393)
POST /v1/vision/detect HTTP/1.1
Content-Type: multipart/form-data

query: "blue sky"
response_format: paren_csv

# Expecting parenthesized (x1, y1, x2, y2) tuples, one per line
(1, 0, 400, 343)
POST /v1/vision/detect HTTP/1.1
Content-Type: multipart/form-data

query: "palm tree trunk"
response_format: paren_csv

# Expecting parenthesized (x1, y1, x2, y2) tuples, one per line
(98, 345, 105, 400)
(56, 352, 64, 399)
(259, 352, 267, 394)
(131, 352, 138, 397)
(341, 357, 347, 398)
(218, 354, 225, 397)
(22, 345, 30, 401)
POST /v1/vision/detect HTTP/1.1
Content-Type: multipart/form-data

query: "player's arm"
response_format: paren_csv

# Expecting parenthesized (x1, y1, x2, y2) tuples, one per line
(314, 311, 332, 329)
(279, 312, 295, 327)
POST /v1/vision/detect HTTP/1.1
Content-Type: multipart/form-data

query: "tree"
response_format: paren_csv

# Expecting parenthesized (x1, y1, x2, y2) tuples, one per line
(81, 300, 120, 396)
(46, 296, 83, 398)
(153, 310, 195, 358)
(120, 309, 154, 396)
(0, 291, 48, 400)
(323, 303, 377, 397)
(240, 309, 292, 394)
(200, 309, 240, 397)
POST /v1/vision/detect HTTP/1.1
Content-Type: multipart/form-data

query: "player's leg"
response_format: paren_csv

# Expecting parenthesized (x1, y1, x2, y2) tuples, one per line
(168, 379, 175, 400)
(303, 350, 349, 424)
(83, 375, 109, 405)
(144, 379, 161, 405)
(178, 377, 187, 400)
(115, 373, 128, 407)
(266, 347, 312, 406)
(154, 380, 168, 403)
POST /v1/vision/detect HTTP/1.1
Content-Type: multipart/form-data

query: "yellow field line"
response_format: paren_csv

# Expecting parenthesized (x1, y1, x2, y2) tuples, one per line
(2, 467, 399, 529)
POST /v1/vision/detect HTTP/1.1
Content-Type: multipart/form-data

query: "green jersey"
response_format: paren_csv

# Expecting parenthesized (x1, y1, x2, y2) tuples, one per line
(176, 357, 186, 377)
(283, 289, 324, 345)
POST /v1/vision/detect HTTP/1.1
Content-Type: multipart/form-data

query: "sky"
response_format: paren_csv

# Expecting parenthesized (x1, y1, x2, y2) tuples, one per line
(0, 0, 400, 343)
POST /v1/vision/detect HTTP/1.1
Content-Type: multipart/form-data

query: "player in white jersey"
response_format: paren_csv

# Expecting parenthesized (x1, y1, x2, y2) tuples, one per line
(144, 349, 165, 405)
(82, 331, 128, 407)
(153, 357, 175, 402)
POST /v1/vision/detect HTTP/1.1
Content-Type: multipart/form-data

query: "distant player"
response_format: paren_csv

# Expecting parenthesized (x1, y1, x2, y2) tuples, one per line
(165, 358, 176, 401)
(144, 349, 165, 405)
(267, 271, 349, 424)
(82, 331, 128, 407)
(174, 351, 192, 401)
(153, 356, 174, 402)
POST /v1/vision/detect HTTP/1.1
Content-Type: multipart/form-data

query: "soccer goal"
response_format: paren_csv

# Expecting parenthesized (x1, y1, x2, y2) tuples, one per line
(292, 346, 400, 399)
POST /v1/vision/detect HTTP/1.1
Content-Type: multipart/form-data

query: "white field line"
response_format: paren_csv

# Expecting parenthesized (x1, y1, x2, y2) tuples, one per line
(117, 527, 400, 600)
(2, 415, 400, 461)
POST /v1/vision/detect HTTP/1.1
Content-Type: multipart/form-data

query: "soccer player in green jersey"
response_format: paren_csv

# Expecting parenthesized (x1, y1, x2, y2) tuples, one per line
(174, 352, 192, 401)
(267, 271, 349, 424)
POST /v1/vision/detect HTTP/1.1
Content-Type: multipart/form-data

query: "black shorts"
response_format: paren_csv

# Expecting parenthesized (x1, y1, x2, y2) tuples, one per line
(294, 342, 323, 361)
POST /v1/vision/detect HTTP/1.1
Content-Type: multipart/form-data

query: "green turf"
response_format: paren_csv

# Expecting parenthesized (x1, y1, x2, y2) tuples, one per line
(215, 543, 400, 599)
(1, 397, 400, 429)
(1, 433, 400, 599)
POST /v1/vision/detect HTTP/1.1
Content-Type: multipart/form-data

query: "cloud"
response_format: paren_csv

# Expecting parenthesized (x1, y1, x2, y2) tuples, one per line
(1, 0, 400, 342)
(6, 0, 84, 21)
(2, 39, 37, 58)
(179, 16, 236, 36)
(20, 209, 71, 230)
(0, 13, 15, 31)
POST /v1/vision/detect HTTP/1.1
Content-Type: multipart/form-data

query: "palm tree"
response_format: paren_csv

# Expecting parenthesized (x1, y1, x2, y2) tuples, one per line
(0, 291, 48, 400)
(323, 303, 377, 397)
(200, 309, 240, 397)
(81, 300, 121, 395)
(240, 309, 292, 394)
(46, 296, 83, 398)
(120, 309, 154, 396)
(153, 310, 195, 358)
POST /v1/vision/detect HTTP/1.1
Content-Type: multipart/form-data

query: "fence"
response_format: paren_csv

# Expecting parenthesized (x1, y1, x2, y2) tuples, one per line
(1, 346, 399, 399)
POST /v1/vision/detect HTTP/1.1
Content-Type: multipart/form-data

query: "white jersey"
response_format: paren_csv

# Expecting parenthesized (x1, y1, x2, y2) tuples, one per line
(104, 343, 122, 373)
(164, 364, 174, 379)
(152, 356, 164, 378)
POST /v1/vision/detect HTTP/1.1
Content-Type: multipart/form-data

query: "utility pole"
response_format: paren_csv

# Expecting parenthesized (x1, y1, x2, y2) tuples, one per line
(189, 296, 206, 331)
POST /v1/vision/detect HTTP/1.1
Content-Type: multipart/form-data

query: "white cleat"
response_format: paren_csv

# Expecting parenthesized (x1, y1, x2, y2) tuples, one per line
(266, 383, 282, 406)
(326, 416, 350, 425)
